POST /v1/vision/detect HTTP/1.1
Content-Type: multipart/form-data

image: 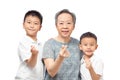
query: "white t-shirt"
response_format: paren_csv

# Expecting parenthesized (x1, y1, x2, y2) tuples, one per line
(15, 35, 44, 80)
(80, 54, 104, 80)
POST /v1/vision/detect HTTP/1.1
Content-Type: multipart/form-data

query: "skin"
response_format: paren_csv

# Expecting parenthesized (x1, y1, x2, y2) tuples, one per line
(43, 13, 74, 77)
(55, 13, 75, 42)
(23, 15, 42, 68)
(80, 37, 101, 80)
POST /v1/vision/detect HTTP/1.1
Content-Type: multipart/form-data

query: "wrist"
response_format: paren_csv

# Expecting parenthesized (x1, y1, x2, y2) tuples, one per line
(58, 53, 65, 59)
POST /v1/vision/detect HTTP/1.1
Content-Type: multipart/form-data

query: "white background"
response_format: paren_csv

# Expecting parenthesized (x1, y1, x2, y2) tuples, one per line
(0, 0, 120, 80)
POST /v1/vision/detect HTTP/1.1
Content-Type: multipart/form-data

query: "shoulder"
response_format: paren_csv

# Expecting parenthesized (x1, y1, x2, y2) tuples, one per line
(19, 36, 26, 45)
(18, 35, 32, 47)
(92, 55, 104, 64)
(43, 38, 56, 48)
(70, 37, 79, 44)
(19, 35, 29, 42)
(44, 38, 55, 44)
(71, 37, 79, 42)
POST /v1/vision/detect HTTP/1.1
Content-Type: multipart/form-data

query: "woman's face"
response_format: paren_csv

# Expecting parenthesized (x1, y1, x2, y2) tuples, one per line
(56, 13, 74, 39)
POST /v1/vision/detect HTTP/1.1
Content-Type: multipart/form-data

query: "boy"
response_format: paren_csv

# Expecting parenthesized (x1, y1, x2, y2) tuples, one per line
(79, 32, 104, 80)
(15, 10, 44, 80)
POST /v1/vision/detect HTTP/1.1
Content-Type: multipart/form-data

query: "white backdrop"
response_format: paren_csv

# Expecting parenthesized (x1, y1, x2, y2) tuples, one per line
(0, 0, 120, 80)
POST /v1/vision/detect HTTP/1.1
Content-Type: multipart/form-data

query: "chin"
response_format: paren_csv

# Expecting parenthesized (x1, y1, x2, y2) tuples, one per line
(63, 35, 70, 37)
(87, 54, 93, 57)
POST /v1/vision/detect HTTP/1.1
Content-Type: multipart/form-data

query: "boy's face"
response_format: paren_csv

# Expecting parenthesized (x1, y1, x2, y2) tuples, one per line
(23, 15, 41, 38)
(56, 13, 74, 39)
(79, 37, 98, 57)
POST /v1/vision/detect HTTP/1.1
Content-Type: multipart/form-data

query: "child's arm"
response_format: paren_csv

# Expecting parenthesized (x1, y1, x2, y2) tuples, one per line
(86, 60, 101, 80)
(88, 66, 101, 80)
(26, 45, 38, 68)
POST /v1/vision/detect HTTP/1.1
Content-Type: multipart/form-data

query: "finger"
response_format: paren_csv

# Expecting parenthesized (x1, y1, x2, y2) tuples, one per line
(59, 45, 68, 57)
(66, 51, 70, 57)
(63, 53, 70, 58)
(62, 45, 68, 51)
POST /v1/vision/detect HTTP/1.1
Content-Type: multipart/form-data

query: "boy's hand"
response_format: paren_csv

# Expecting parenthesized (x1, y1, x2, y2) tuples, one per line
(59, 45, 70, 58)
(85, 60, 92, 69)
(31, 45, 38, 55)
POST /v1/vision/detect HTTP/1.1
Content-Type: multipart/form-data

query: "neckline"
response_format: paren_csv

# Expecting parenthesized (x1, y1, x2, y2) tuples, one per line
(53, 37, 72, 45)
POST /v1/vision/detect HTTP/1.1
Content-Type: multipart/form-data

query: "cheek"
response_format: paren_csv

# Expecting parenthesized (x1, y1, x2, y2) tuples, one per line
(70, 27, 74, 31)
(38, 27, 41, 31)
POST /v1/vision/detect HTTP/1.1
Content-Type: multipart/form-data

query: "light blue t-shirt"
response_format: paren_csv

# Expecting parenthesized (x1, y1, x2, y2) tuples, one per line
(42, 37, 82, 80)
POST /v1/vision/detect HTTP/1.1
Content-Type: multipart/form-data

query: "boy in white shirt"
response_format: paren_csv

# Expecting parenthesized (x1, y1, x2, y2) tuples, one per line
(15, 10, 44, 80)
(79, 32, 104, 80)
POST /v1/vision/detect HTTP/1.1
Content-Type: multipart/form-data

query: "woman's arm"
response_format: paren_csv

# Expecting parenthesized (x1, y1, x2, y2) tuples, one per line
(43, 45, 70, 77)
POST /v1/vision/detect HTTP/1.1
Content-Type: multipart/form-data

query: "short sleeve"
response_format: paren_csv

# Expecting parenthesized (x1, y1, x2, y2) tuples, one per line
(42, 39, 55, 59)
(18, 41, 31, 62)
(94, 59, 104, 75)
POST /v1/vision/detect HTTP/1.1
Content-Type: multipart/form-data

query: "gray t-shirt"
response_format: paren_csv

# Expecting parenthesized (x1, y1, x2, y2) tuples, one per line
(42, 37, 82, 80)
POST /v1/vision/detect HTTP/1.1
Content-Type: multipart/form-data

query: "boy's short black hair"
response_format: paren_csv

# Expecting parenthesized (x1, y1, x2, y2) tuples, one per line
(23, 10, 43, 24)
(80, 32, 97, 44)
